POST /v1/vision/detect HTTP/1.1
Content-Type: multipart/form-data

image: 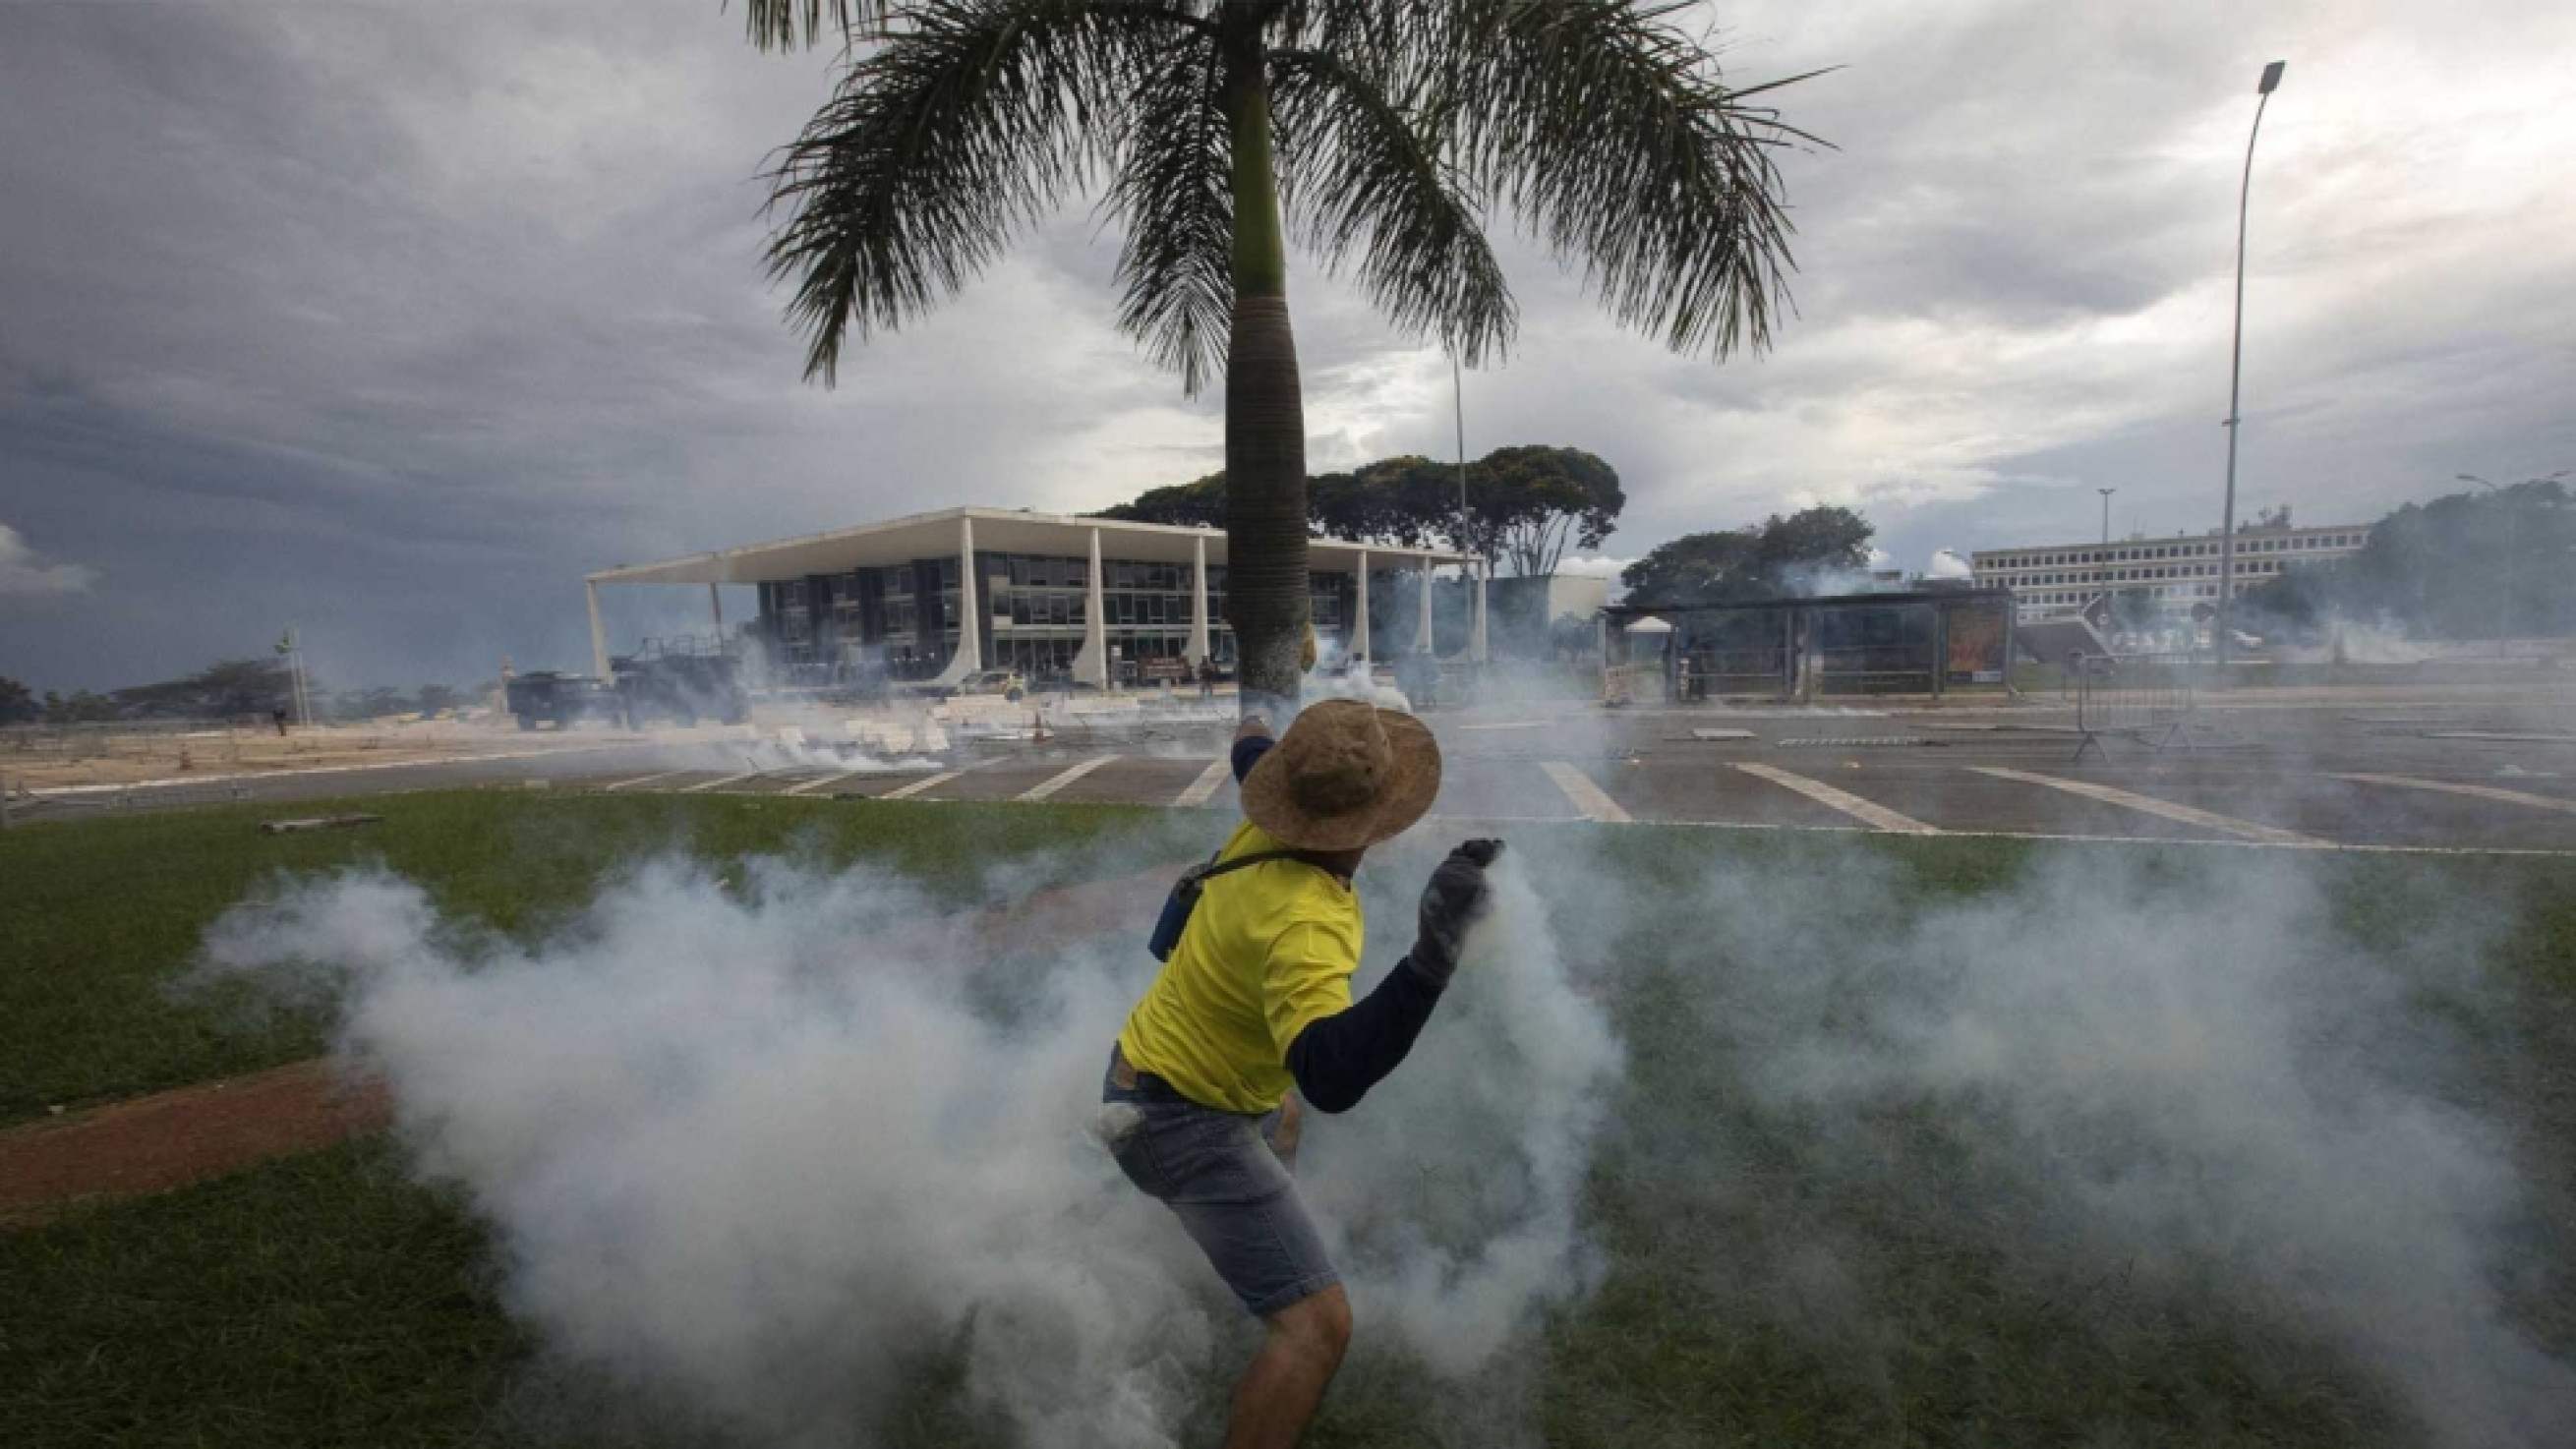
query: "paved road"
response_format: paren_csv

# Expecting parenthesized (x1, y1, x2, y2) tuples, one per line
(15, 693, 2576, 854)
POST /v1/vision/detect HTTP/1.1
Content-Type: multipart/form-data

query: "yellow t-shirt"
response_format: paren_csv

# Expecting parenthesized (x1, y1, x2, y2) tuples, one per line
(1117, 820, 1363, 1114)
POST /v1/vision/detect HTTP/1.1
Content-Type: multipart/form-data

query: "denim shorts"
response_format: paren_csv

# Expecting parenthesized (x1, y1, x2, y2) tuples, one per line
(1099, 1050, 1340, 1318)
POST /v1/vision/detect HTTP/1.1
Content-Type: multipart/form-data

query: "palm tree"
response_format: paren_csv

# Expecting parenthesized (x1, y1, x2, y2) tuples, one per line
(737, 0, 1820, 708)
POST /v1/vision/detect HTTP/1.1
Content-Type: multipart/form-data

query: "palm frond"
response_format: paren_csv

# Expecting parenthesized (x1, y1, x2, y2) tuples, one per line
(733, 0, 891, 50)
(1271, 46, 1517, 367)
(1437, 0, 1827, 359)
(1100, 41, 1233, 396)
(760, 0, 1154, 382)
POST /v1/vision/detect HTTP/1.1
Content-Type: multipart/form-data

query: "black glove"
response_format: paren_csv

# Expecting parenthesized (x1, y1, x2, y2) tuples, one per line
(1408, 839, 1503, 986)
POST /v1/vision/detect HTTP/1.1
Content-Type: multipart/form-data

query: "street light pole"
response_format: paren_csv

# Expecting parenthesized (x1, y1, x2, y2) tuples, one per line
(2097, 488, 2116, 545)
(1452, 351, 1484, 664)
(2214, 60, 2286, 671)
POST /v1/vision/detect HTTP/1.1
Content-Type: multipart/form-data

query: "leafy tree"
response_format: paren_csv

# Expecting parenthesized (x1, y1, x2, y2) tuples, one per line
(739, 0, 1818, 706)
(336, 686, 413, 721)
(1751, 504, 1873, 585)
(43, 689, 117, 724)
(1621, 505, 1875, 606)
(1094, 472, 1228, 528)
(0, 676, 36, 725)
(1467, 444, 1623, 576)
(110, 659, 297, 719)
(417, 684, 461, 716)
(1618, 530, 1758, 606)
(2240, 477, 2573, 639)
(1311, 455, 1456, 550)
(1094, 445, 1624, 572)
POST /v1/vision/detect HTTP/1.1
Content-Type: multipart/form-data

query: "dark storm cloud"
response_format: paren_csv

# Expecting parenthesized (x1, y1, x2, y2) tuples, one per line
(1, 0, 2569, 690)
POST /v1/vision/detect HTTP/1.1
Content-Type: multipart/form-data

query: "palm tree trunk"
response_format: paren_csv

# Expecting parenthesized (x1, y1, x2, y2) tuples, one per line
(1220, 28, 1307, 718)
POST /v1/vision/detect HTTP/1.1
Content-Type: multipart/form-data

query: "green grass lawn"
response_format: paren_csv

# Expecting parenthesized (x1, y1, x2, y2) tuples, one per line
(7, 799, 2576, 1446)
(0, 789, 1198, 1122)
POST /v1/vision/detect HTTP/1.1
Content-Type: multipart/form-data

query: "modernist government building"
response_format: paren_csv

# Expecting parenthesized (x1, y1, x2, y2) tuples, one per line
(583, 506, 1478, 688)
(1971, 516, 2372, 623)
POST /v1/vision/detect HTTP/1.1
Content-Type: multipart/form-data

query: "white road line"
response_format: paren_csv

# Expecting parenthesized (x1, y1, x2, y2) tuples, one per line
(679, 770, 759, 794)
(783, 768, 866, 797)
(1970, 766, 2321, 845)
(1417, 812, 2576, 858)
(881, 769, 963, 800)
(1020, 755, 1120, 801)
(1734, 762, 1941, 835)
(2329, 772, 2576, 816)
(1174, 758, 1231, 807)
(601, 770, 686, 792)
(1541, 761, 1633, 824)
(29, 742, 652, 796)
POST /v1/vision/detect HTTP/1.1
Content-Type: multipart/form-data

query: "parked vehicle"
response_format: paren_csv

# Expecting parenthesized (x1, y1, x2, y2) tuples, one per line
(503, 671, 623, 730)
(613, 641, 750, 726)
(952, 668, 1027, 702)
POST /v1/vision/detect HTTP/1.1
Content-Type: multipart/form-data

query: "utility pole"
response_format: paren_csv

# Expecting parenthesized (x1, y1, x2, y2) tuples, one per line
(291, 627, 312, 727)
(2215, 60, 2287, 670)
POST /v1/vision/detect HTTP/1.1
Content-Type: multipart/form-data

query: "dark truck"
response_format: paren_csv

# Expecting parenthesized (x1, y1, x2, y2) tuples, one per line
(503, 671, 623, 730)
(612, 640, 750, 727)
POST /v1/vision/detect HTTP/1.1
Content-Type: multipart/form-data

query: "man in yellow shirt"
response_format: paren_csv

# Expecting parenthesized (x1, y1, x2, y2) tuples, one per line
(1103, 699, 1499, 1449)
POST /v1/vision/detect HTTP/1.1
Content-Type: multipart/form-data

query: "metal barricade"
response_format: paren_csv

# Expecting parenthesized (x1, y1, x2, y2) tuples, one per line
(2072, 652, 2197, 762)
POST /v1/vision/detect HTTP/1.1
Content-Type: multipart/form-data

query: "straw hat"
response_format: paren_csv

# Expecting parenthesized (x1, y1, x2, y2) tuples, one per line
(1241, 699, 1441, 851)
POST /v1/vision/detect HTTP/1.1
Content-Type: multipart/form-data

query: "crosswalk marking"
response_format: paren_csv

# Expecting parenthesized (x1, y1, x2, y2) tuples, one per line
(679, 770, 759, 794)
(2329, 772, 2576, 816)
(1174, 758, 1232, 807)
(1541, 762, 1632, 823)
(601, 770, 686, 791)
(881, 769, 963, 800)
(783, 768, 866, 796)
(1734, 762, 1941, 835)
(1020, 755, 1120, 801)
(1970, 766, 2320, 844)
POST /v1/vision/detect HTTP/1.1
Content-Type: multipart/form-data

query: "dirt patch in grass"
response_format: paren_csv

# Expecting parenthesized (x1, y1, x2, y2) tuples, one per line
(0, 1062, 387, 1230)
(0, 860, 1180, 1224)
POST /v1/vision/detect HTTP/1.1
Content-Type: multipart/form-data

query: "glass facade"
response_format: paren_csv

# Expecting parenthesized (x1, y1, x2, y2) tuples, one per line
(756, 548, 1360, 686)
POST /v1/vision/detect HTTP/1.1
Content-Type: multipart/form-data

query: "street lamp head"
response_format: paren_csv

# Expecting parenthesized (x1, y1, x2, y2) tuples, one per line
(2258, 61, 2286, 94)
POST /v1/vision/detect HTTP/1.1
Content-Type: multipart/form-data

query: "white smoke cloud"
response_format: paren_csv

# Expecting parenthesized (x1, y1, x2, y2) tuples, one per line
(196, 840, 1617, 1446)
(1551, 554, 1634, 581)
(1925, 548, 1974, 579)
(188, 818, 2576, 1445)
(1600, 842, 2576, 1448)
(0, 521, 96, 597)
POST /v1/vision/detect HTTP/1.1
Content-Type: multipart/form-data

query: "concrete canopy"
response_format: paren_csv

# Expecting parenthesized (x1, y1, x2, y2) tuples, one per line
(585, 505, 1473, 586)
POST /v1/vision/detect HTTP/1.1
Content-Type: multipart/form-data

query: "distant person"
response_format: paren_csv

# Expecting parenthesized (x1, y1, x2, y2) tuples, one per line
(1198, 657, 1215, 700)
(1102, 702, 1498, 1449)
(1398, 650, 1437, 710)
(270, 706, 288, 737)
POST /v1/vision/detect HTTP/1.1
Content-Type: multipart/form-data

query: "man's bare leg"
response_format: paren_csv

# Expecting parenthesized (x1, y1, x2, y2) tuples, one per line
(1223, 1285, 1351, 1449)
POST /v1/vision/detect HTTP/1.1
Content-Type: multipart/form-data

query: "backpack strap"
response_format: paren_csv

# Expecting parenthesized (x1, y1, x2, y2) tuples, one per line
(1180, 848, 1312, 888)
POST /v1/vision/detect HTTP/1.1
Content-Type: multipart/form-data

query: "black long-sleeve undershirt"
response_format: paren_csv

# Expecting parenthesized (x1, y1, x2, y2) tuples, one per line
(1232, 729, 1449, 1114)
(1287, 956, 1445, 1113)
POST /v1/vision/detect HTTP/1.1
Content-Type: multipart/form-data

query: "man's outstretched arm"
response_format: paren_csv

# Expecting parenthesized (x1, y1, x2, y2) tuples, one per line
(1283, 840, 1501, 1114)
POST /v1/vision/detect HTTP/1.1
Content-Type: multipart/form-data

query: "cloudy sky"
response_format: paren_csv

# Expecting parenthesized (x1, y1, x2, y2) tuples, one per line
(3, 0, 2569, 693)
